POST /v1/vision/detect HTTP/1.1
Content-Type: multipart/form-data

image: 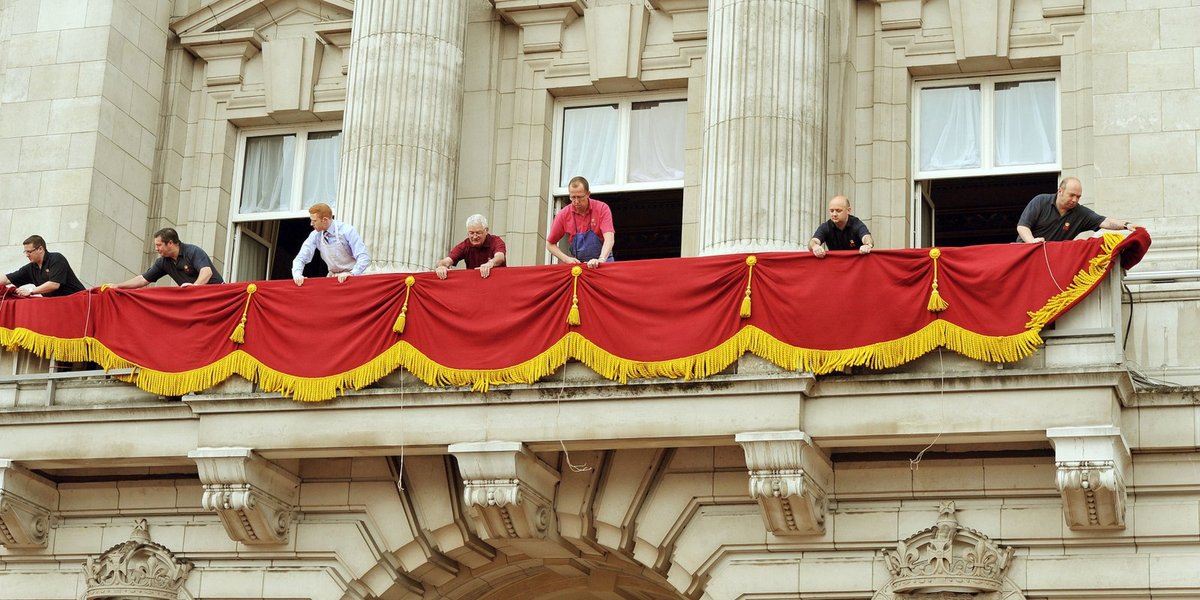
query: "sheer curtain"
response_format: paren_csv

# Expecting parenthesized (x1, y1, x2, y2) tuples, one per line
(560, 105, 618, 187)
(628, 100, 686, 183)
(994, 80, 1056, 167)
(919, 85, 981, 172)
(240, 135, 296, 213)
(302, 131, 342, 209)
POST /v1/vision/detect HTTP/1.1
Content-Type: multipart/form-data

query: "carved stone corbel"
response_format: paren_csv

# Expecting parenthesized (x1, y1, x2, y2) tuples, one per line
(0, 459, 57, 549)
(179, 29, 264, 86)
(648, 0, 707, 41)
(874, 0, 923, 31)
(1047, 426, 1130, 530)
(492, 0, 586, 54)
(189, 448, 300, 545)
(448, 442, 561, 541)
(314, 20, 353, 75)
(735, 431, 832, 536)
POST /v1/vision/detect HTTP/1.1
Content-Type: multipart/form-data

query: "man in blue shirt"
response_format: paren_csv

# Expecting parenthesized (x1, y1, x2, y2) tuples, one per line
(809, 195, 874, 258)
(1016, 177, 1140, 243)
(113, 228, 224, 288)
(291, 203, 370, 286)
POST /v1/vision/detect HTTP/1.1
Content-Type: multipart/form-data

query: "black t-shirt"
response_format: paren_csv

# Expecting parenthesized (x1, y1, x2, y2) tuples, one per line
(5, 251, 86, 297)
(812, 215, 872, 251)
(143, 243, 224, 286)
(1017, 193, 1105, 242)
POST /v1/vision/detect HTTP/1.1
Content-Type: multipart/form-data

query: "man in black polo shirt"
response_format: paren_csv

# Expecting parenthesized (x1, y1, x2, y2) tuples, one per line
(809, 195, 875, 258)
(1016, 176, 1141, 243)
(113, 227, 225, 289)
(1, 235, 86, 297)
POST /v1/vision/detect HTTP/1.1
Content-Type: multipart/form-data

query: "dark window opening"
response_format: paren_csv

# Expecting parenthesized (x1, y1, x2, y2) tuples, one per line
(923, 172, 1058, 247)
(554, 189, 683, 261)
(272, 218, 328, 280)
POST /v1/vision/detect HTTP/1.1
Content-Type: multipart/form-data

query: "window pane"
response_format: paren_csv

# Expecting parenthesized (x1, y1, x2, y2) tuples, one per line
(303, 131, 342, 208)
(561, 104, 618, 187)
(994, 79, 1057, 167)
(919, 85, 981, 172)
(628, 100, 686, 183)
(240, 135, 296, 214)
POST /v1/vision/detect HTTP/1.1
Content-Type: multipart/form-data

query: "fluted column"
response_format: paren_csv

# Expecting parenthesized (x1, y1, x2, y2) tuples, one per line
(337, 1, 469, 272)
(699, 0, 827, 254)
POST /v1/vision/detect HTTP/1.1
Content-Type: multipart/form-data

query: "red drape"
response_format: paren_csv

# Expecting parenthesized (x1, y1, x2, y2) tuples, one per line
(0, 229, 1150, 400)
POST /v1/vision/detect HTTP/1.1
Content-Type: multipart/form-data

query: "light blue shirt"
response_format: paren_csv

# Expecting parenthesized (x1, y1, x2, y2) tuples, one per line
(292, 220, 371, 277)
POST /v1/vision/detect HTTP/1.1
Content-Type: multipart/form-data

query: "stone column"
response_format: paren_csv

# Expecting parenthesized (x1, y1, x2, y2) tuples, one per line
(337, 1, 469, 272)
(699, 0, 827, 254)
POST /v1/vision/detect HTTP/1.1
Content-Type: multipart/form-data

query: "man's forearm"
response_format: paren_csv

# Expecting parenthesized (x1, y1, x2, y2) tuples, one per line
(193, 267, 213, 286)
(490, 252, 505, 267)
(599, 233, 614, 261)
(1016, 225, 1036, 242)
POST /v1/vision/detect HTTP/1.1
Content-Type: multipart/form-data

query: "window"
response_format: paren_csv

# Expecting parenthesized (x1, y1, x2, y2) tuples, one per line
(551, 94, 687, 260)
(228, 126, 342, 282)
(913, 74, 1060, 247)
(915, 75, 1059, 179)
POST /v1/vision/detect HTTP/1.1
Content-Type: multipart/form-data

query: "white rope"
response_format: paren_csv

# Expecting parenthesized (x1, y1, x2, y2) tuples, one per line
(556, 361, 591, 473)
(910, 347, 946, 470)
(1041, 241, 1065, 293)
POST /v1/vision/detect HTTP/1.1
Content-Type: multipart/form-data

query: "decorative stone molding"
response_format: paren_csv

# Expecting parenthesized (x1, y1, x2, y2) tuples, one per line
(883, 501, 1014, 594)
(84, 520, 191, 600)
(1047, 426, 1130, 530)
(189, 448, 300, 545)
(0, 459, 57, 549)
(735, 431, 832, 536)
(314, 19, 353, 74)
(492, 0, 586, 54)
(1042, 0, 1085, 18)
(179, 29, 264, 87)
(585, 3, 650, 86)
(449, 442, 561, 540)
(875, 0, 923, 31)
(649, 0, 707, 41)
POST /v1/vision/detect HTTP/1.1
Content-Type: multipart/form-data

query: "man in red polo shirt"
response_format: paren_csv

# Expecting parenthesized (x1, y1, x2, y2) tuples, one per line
(546, 176, 615, 269)
(435, 214, 507, 279)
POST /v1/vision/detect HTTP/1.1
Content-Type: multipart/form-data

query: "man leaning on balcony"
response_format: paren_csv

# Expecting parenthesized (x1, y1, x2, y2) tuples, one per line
(112, 228, 224, 289)
(809, 195, 875, 259)
(1016, 176, 1141, 243)
(546, 176, 615, 269)
(435, 214, 506, 279)
(291, 202, 370, 286)
(1, 234, 86, 297)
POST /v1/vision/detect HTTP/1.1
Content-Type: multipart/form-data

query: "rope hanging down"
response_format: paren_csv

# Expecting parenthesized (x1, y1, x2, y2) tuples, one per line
(394, 276, 415, 334)
(229, 283, 258, 344)
(740, 255, 757, 319)
(927, 248, 949, 313)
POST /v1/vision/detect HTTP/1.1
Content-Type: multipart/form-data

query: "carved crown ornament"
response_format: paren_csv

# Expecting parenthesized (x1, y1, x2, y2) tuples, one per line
(83, 520, 192, 600)
(883, 502, 1014, 596)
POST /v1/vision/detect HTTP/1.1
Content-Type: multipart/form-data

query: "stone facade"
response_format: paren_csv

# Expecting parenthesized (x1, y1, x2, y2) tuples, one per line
(1, 0, 1199, 599)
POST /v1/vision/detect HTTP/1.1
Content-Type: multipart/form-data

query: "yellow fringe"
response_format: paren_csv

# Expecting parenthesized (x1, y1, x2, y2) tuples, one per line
(1025, 233, 1122, 332)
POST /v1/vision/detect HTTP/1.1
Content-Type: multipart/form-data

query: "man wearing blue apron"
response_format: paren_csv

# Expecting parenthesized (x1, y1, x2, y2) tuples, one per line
(546, 176, 615, 269)
(291, 203, 371, 285)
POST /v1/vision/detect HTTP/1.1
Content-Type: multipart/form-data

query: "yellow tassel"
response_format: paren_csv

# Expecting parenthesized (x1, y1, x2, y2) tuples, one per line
(567, 266, 582, 326)
(927, 286, 949, 312)
(229, 283, 257, 344)
(394, 276, 415, 334)
(740, 255, 756, 319)
(927, 248, 949, 312)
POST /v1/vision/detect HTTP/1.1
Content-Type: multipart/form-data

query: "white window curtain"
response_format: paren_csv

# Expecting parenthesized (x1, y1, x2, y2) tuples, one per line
(994, 80, 1057, 167)
(240, 135, 296, 213)
(919, 85, 981, 172)
(560, 104, 618, 187)
(628, 100, 686, 183)
(302, 131, 342, 208)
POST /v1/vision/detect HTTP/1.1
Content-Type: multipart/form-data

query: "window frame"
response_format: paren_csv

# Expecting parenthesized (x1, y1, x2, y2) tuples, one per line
(549, 91, 688, 198)
(912, 72, 1062, 181)
(228, 123, 345, 224)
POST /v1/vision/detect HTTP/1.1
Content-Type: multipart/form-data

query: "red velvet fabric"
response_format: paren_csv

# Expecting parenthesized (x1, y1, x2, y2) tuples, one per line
(0, 229, 1150, 388)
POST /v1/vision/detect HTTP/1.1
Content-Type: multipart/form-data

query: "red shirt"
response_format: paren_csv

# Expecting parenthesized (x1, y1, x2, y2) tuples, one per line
(548, 198, 615, 244)
(448, 234, 507, 269)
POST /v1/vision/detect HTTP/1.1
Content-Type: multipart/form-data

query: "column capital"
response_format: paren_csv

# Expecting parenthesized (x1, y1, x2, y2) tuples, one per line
(0, 459, 57, 550)
(189, 448, 300, 545)
(449, 441, 561, 541)
(1047, 426, 1130, 530)
(735, 431, 832, 536)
